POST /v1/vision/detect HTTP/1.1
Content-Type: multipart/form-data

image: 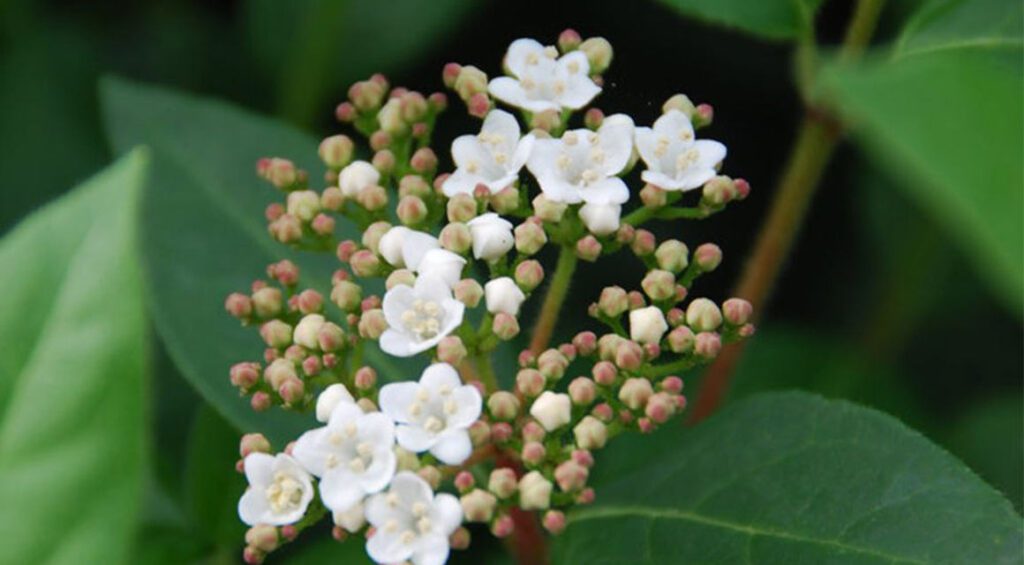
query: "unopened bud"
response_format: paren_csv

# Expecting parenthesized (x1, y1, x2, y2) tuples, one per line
(397, 195, 428, 225)
(641, 269, 676, 301)
(488, 468, 517, 499)
(686, 298, 722, 332)
(537, 349, 569, 381)
(335, 101, 356, 122)
(662, 93, 695, 117)
(239, 433, 271, 458)
(355, 184, 388, 213)
(349, 80, 385, 112)
(576, 235, 602, 261)
(693, 103, 714, 128)
(454, 471, 475, 493)
(532, 194, 567, 222)
(592, 360, 617, 386)
(491, 514, 515, 538)
(514, 259, 544, 291)
(460, 489, 497, 523)
(442, 62, 462, 89)
(358, 309, 387, 339)
(722, 298, 753, 326)
(521, 421, 546, 443)
(631, 229, 656, 256)
(490, 422, 513, 443)
(295, 289, 323, 315)
(530, 109, 561, 132)
(522, 441, 546, 466)
(554, 460, 589, 492)
(398, 175, 431, 199)
(655, 240, 689, 273)
(418, 466, 442, 490)
(514, 219, 547, 255)
(667, 325, 695, 354)
(529, 391, 571, 431)
(230, 362, 261, 390)
(318, 322, 346, 352)
(516, 368, 545, 398)
(694, 243, 722, 272)
(436, 336, 468, 365)
(573, 331, 598, 356)
(568, 377, 597, 405)
(453, 278, 484, 307)
(492, 312, 520, 341)
(490, 186, 520, 214)
(694, 331, 722, 359)
(702, 175, 736, 206)
(573, 415, 607, 450)
(579, 37, 613, 74)
(319, 135, 354, 169)
(645, 391, 677, 423)
(466, 92, 491, 118)
(410, 148, 438, 174)
(245, 524, 279, 553)
(487, 391, 520, 421)
(584, 107, 604, 130)
(330, 280, 362, 312)
(250, 391, 271, 412)
(278, 377, 305, 406)
(598, 286, 628, 318)
(352, 366, 376, 390)
(558, 28, 582, 52)
(640, 183, 667, 208)
(447, 193, 477, 223)
(619, 378, 654, 410)
(439, 222, 472, 254)
(260, 320, 293, 349)
(350, 250, 381, 277)
(454, 65, 488, 100)
(225, 293, 253, 320)
(401, 92, 429, 123)
(614, 339, 644, 370)
(372, 150, 395, 174)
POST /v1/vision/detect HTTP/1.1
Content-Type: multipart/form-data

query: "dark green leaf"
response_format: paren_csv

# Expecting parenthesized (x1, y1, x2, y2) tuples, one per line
(895, 0, 1023, 59)
(0, 150, 150, 564)
(946, 394, 1023, 512)
(556, 392, 1022, 564)
(100, 77, 420, 445)
(820, 50, 1023, 311)
(184, 406, 247, 546)
(652, 0, 825, 41)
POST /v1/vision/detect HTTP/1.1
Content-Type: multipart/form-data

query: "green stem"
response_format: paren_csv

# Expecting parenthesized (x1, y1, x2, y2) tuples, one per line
(529, 246, 578, 353)
(475, 353, 499, 393)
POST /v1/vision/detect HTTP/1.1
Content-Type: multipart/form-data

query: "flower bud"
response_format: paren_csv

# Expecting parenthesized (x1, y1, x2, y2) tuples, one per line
(230, 362, 261, 390)
(259, 157, 297, 188)
(694, 243, 722, 272)
(733, 178, 751, 199)
(245, 524, 279, 553)
(597, 286, 628, 318)
(492, 312, 520, 341)
(592, 360, 617, 386)
(619, 378, 654, 410)
(530, 108, 561, 133)
(631, 229, 656, 256)
(294, 289, 323, 315)
(513, 259, 544, 292)
(316, 383, 354, 422)
(694, 331, 722, 359)
(225, 292, 253, 320)
(239, 433, 271, 458)
(349, 79, 385, 111)
(356, 184, 388, 212)
(573, 415, 607, 450)
(400, 91, 428, 123)
(466, 92, 491, 118)
(579, 202, 621, 236)
(739, 323, 756, 337)
(558, 28, 582, 52)
(614, 340, 644, 371)
(454, 65, 488, 100)
(436, 335, 468, 365)
(686, 298, 722, 332)
(319, 135, 354, 169)
(385, 269, 416, 290)
(450, 527, 471, 550)
(522, 441, 546, 466)
(641, 269, 676, 301)
(377, 98, 407, 136)
(490, 422, 513, 443)
(454, 278, 484, 307)
(250, 392, 271, 412)
(568, 377, 597, 406)
(358, 309, 387, 339)
(398, 175, 431, 199)
(645, 391, 677, 423)
(461, 489, 497, 523)
(442, 62, 462, 89)
(661, 376, 684, 393)
(252, 287, 283, 318)
(395, 447, 420, 472)
(328, 281, 362, 313)
(309, 213, 334, 237)
(351, 366, 376, 390)
(514, 220, 547, 255)
(722, 298, 753, 326)
(468, 213, 514, 261)
(454, 471, 475, 494)
(318, 322, 346, 352)
(702, 175, 736, 206)
(572, 331, 597, 356)
(243, 545, 265, 564)
(640, 183, 667, 208)
(488, 391, 520, 421)
(531, 194, 566, 222)
(488, 468, 517, 499)
(518, 471, 552, 510)
(468, 420, 491, 446)
(629, 306, 669, 345)
(428, 92, 448, 112)
(485, 277, 526, 315)
(396, 195, 428, 226)
(655, 240, 689, 273)
(694, 103, 714, 128)
(321, 187, 344, 213)
(439, 222, 472, 255)
(260, 320, 293, 349)
(554, 460, 589, 492)
(484, 186, 516, 214)
(597, 334, 626, 361)
(583, 106, 604, 129)
(447, 193, 477, 223)
(537, 349, 569, 381)
(579, 37, 613, 74)
(335, 101, 356, 122)
(516, 368, 545, 398)
(278, 377, 305, 406)
(662, 93, 695, 117)
(372, 150, 395, 174)
(410, 147, 438, 174)
(529, 391, 571, 431)
(491, 514, 515, 538)
(418, 466, 442, 490)
(667, 325, 696, 354)
(350, 250, 381, 277)
(519, 421, 544, 444)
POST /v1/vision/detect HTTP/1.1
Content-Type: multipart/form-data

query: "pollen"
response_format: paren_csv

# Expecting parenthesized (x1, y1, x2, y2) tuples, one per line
(402, 300, 445, 340)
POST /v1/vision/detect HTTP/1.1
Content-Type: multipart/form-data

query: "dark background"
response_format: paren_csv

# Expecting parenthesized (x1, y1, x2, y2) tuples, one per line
(2, 0, 1020, 560)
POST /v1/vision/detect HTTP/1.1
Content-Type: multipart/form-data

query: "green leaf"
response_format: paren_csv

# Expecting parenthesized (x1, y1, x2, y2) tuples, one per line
(819, 50, 1024, 312)
(895, 0, 1023, 59)
(0, 150, 150, 564)
(652, 0, 825, 41)
(946, 394, 1024, 512)
(556, 392, 1022, 564)
(100, 77, 420, 445)
(183, 406, 247, 546)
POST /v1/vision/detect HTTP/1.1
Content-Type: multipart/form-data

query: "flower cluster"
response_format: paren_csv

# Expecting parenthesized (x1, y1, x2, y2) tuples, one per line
(225, 30, 754, 564)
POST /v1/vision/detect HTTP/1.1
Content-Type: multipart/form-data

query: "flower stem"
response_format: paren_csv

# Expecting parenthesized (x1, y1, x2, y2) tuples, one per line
(529, 245, 578, 353)
(688, 0, 887, 424)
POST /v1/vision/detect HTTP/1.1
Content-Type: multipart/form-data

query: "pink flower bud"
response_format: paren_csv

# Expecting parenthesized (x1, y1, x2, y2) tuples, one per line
(491, 514, 515, 538)
(518, 421, 544, 444)
(614, 340, 644, 371)
(543, 510, 567, 535)
(655, 240, 689, 273)
(592, 361, 617, 386)
(555, 460, 589, 492)
(573, 415, 607, 450)
(385, 269, 417, 290)
(225, 293, 253, 319)
(558, 28, 582, 52)
(733, 178, 751, 200)
(584, 107, 604, 130)
(301, 356, 321, 376)
(461, 489, 497, 523)
(259, 320, 293, 349)
(597, 334, 626, 361)
(453, 278, 484, 307)
(335, 101, 356, 122)
(686, 298, 723, 332)
(319, 134, 354, 169)
(310, 213, 335, 237)
(490, 422, 513, 443)
(429, 92, 448, 112)
(436, 336, 468, 365)
(661, 376, 684, 393)
(642, 269, 676, 301)
(348, 79, 385, 111)
(469, 420, 490, 446)
(662, 93, 695, 116)
(702, 175, 736, 206)
(321, 186, 344, 212)
(694, 331, 722, 359)
(335, 240, 358, 263)
(449, 527, 470, 550)
(239, 433, 271, 458)
(278, 377, 304, 406)
(530, 109, 562, 132)
(537, 349, 568, 381)
(492, 312, 520, 341)
(357, 309, 387, 339)
(579, 36, 613, 75)
(242, 546, 264, 564)
(439, 222, 472, 254)
(572, 331, 597, 356)
(532, 194, 567, 222)
(400, 91, 429, 123)
(739, 323, 756, 337)
(251, 287, 283, 318)
(454, 65, 487, 99)
(487, 391, 521, 421)
(667, 325, 696, 354)
(410, 148, 437, 174)
(488, 468, 518, 499)
(598, 286, 628, 318)
(489, 186, 519, 214)
(694, 243, 722, 272)
(592, 403, 614, 422)
(467, 92, 491, 118)
(666, 307, 686, 327)
(640, 183, 667, 208)
(250, 391, 271, 412)
(418, 465, 442, 490)
(638, 417, 655, 433)
(356, 184, 388, 212)
(268, 214, 302, 243)
(631, 229, 656, 256)
(245, 524, 279, 553)
(295, 289, 323, 315)
(515, 368, 545, 398)
(576, 235, 602, 262)
(514, 220, 547, 255)
(396, 195, 428, 225)
(619, 378, 654, 410)
(722, 298, 753, 326)
(694, 103, 714, 127)
(230, 362, 261, 390)
(442, 62, 462, 88)
(572, 449, 595, 467)
(330, 280, 362, 312)
(446, 193, 477, 222)
(512, 259, 544, 292)
(349, 250, 381, 277)
(259, 157, 297, 188)
(522, 441, 546, 466)
(569, 377, 597, 405)
(645, 392, 677, 423)
(372, 150, 395, 174)
(454, 471, 475, 493)
(351, 366, 376, 390)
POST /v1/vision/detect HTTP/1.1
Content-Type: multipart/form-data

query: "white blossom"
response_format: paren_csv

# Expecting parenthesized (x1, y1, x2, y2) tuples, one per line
(467, 213, 514, 261)
(417, 248, 467, 287)
(442, 110, 535, 197)
(339, 160, 381, 198)
(529, 391, 571, 431)
(333, 501, 366, 533)
(379, 363, 482, 465)
(488, 38, 601, 113)
(381, 275, 465, 357)
(293, 314, 325, 350)
(578, 202, 621, 236)
(292, 402, 397, 514)
(378, 227, 440, 270)
(316, 383, 356, 422)
(484, 277, 526, 316)
(526, 114, 635, 205)
(238, 453, 314, 526)
(635, 109, 727, 191)
(364, 471, 462, 565)
(629, 306, 669, 345)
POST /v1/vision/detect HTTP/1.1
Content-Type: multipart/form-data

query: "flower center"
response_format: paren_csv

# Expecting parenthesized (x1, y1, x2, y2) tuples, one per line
(675, 148, 699, 172)
(265, 471, 304, 513)
(400, 299, 444, 340)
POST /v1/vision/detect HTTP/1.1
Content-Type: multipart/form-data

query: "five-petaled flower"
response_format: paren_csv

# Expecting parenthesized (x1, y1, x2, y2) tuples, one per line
(488, 38, 601, 112)
(635, 109, 726, 191)
(381, 274, 466, 357)
(442, 110, 535, 196)
(379, 363, 482, 465)
(365, 471, 463, 565)
(238, 452, 315, 526)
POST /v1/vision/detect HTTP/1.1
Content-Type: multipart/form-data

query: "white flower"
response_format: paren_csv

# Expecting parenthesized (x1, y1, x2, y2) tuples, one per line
(292, 402, 397, 514)
(381, 275, 466, 357)
(316, 383, 356, 422)
(517, 471, 553, 510)
(238, 453, 314, 526)
(578, 202, 621, 236)
(339, 160, 381, 197)
(526, 114, 635, 205)
(379, 363, 482, 465)
(378, 227, 440, 270)
(484, 277, 526, 316)
(442, 110, 535, 197)
(417, 248, 467, 288)
(529, 391, 571, 431)
(467, 213, 514, 261)
(635, 109, 727, 191)
(293, 314, 325, 350)
(333, 501, 366, 533)
(629, 306, 669, 345)
(488, 38, 601, 113)
(364, 472, 462, 565)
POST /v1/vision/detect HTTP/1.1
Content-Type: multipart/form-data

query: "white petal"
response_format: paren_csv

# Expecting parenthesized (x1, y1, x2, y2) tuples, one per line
(537, 174, 582, 204)
(675, 168, 718, 191)
(379, 329, 416, 357)
(390, 471, 433, 505)
(640, 170, 686, 191)
(397, 425, 438, 452)
(452, 136, 503, 181)
(483, 172, 520, 194)
(505, 38, 546, 78)
(382, 285, 416, 329)
(634, 127, 660, 172)
(401, 231, 441, 271)
(598, 114, 635, 175)
(420, 363, 462, 390)
(316, 383, 354, 423)
(358, 411, 397, 445)
(291, 427, 330, 477)
(488, 77, 530, 110)
(327, 401, 365, 428)
(238, 489, 270, 526)
(320, 469, 363, 513)
(579, 202, 622, 236)
(430, 430, 472, 465)
(430, 492, 464, 535)
(243, 452, 275, 487)
(333, 502, 366, 533)
(417, 249, 466, 287)
(655, 109, 694, 140)
(367, 529, 413, 565)
(379, 226, 412, 267)
(511, 133, 536, 173)
(557, 53, 601, 109)
(365, 490, 401, 527)
(441, 169, 485, 197)
(413, 273, 455, 305)
(482, 109, 522, 158)
(447, 386, 482, 428)
(579, 177, 629, 204)
(379, 382, 420, 423)
(693, 139, 727, 169)
(359, 448, 397, 494)
(412, 534, 451, 565)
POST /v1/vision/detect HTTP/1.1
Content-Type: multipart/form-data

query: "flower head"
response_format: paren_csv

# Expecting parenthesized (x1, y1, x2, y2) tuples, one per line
(238, 453, 314, 526)
(442, 110, 534, 197)
(293, 402, 397, 514)
(365, 471, 462, 565)
(381, 275, 466, 357)
(526, 114, 635, 205)
(488, 38, 601, 113)
(379, 363, 482, 465)
(635, 109, 726, 191)
(467, 213, 514, 261)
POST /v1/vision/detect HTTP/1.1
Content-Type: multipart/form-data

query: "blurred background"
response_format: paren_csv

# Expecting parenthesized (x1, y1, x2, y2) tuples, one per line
(1, 0, 1020, 562)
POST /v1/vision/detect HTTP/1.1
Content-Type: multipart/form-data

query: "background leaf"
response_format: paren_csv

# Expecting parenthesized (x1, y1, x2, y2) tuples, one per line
(0, 150, 149, 564)
(651, 0, 825, 41)
(557, 392, 1022, 564)
(100, 77, 420, 445)
(894, 0, 1023, 58)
